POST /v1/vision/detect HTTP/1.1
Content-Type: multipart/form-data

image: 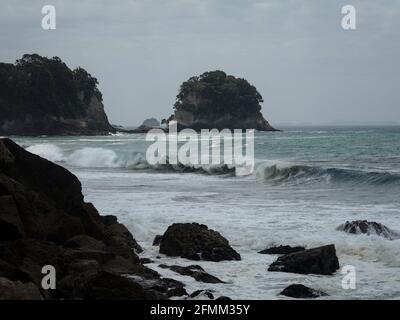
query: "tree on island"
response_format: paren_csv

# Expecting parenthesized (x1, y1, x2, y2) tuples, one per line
(170, 70, 276, 131)
(175, 70, 263, 117)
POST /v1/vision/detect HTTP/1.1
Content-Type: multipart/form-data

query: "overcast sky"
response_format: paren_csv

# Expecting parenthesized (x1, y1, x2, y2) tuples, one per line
(1, 0, 399, 126)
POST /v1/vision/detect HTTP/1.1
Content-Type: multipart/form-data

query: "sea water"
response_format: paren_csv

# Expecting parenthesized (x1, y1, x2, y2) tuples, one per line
(14, 126, 400, 299)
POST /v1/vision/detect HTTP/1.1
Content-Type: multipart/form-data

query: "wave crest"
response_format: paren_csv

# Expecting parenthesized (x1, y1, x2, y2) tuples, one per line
(257, 163, 400, 186)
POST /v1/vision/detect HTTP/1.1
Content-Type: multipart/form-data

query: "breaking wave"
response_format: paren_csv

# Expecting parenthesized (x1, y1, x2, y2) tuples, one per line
(25, 143, 400, 184)
(25, 144, 235, 175)
(257, 163, 400, 186)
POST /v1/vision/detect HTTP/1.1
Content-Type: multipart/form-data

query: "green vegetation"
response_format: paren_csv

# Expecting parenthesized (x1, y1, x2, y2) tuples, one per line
(0, 54, 102, 121)
(174, 70, 264, 118)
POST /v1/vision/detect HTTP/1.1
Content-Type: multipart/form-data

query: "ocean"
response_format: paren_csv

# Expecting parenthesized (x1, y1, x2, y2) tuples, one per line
(14, 126, 400, 299)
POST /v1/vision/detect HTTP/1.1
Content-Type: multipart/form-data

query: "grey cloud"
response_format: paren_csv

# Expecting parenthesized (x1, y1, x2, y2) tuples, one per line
(1, 0, 399, 126)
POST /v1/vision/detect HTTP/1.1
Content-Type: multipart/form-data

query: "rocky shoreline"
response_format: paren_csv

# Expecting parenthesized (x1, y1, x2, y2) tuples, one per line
(1, 137, 397, 300)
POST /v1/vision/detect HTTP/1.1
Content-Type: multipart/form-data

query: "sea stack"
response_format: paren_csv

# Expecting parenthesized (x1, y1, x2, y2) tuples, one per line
(167, 70, 277, 132)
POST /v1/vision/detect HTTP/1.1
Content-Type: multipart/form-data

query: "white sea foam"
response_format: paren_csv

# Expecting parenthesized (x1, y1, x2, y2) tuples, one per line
(26, 143, 65, 162)
(67, 147, 119, 168)
(19, 129, 400, 300)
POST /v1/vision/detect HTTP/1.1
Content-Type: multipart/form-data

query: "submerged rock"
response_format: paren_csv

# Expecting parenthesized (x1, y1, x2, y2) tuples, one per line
(159, 223, 241, 262)
(159, 264, 224, 284)
(258, 245, 305, 255)
(337, 220, 399, 240)
(280, 284, 327, 299)
(268, 244, 339, 275)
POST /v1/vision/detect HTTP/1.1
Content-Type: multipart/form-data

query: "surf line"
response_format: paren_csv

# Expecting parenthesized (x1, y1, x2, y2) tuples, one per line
(145, 121, 255, 176)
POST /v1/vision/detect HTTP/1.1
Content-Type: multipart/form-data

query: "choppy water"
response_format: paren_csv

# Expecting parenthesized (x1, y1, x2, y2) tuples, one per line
(13, 126, 400, 299)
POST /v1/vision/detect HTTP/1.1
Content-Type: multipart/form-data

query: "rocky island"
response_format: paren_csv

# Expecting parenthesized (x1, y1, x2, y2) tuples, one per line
(0, 54, 115, 136)
(165, 70, 277, 132)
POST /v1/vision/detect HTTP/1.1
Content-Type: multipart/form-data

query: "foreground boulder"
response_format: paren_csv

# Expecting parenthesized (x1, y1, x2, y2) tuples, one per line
(259, 245, 305, 255)
(337, 220, 399, 240)
(0, 277, 42, 300)
(0, 138, 182, 300)
(159, 223, 241, 262)
(159, 264, 224, 284)
(280, 284, 327, 299)
(268, 245, 339, 275)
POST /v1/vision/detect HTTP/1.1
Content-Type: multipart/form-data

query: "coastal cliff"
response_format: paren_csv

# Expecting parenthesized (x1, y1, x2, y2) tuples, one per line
(168, 70, 277, 131)
(0, 54, 115, 136)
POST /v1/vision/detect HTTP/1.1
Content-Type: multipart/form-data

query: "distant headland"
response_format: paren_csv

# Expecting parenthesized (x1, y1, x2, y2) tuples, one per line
(0, 55, 277, 136)
(0, 54, 115, 136)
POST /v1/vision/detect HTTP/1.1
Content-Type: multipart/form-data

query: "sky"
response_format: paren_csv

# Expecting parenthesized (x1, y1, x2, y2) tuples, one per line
(1, 0, 399, 126)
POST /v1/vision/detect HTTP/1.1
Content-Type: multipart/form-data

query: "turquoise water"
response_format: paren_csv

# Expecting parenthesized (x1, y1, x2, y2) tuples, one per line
(13, 126, 400, 299)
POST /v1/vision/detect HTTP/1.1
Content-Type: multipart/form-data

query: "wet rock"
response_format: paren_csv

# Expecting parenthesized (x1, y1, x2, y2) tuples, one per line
(268, 245, 339, 275)
(125, 275, 186, 299)
(190, 289, 214, 300)
(159, 264, 224, 284)
(0, 138, 167, 300)
(159, 223, 241, 262)
(65, 235, 106, 251)
(216, 296, 232, 300)
(0, 195, 25, 241)
(258, 245, 305, 255)
(166, 285, 188, 298)
(280, 284, 328, 299)
(102, 217, 143, 253)
(153, 235, 163, 246)
(337, 220, 399, 240)
(78, 271, 165, 300)
(140, 258, 154, 264)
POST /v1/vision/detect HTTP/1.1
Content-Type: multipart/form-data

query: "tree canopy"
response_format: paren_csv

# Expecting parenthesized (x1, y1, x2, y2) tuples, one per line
(0, 54, 102, 120)
(174, 70, 264, 118)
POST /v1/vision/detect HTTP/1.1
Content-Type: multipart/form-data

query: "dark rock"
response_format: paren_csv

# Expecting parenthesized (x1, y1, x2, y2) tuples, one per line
(140, 258, 154, 264)
(124, 276, 186, 298)
(65, 235, 106, 251)
(78, 271, 165, 300)
(190, 289, 214, 300)
(153, 235, 163, 246)
(0, 277, 42, 300)
(337, 220, 399, 240)
(280, 284, 328, 299)
(159, 264, 224, 284)
(268, 245, 339, 275)
(216, 296, 232, 300)
(159, 223, 241, 262)
(259, 245, 305, 255)
(102, 217, 143, 253)
(0, 195, 25, 240)
(0, 138, 167, 300)
(167, 286, 188, 297)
